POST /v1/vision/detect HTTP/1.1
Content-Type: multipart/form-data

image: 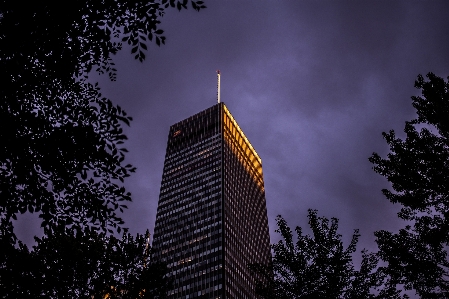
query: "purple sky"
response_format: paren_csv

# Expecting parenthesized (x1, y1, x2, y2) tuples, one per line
(16, 1, 449, 263)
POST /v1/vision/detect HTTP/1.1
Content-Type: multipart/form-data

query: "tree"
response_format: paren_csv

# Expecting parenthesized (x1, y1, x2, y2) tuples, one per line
(250, 210, 404, 299)
(0, 0, 206, 236)
(1, 227, 171, 298)
(370, 73, 449, 298)
(1, 2, 206, 297)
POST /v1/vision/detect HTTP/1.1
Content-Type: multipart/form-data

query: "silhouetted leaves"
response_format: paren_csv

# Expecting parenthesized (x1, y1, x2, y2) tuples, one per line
(370, 73, 449, 298)
(0, 228, 171, 299)
(0, 0, 206, 236)
(1, 2, 199, 297)
(250, 210, 405, 299)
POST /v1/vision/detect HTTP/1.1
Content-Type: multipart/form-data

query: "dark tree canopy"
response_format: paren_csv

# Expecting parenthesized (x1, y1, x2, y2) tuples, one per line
(1, 228, 171, 298)
(0, 0, 206, 236)
(1, 0, 206, 82)
(370, 73, 449, 298)
(250, 210, 404, 299)
(0, 1, 205, 297)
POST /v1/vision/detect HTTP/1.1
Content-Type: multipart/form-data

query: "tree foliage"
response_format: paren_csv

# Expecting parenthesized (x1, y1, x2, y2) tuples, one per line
(250, 210, 405, 299)
(1, 0, 206, 82)
(1, 228, 171, 298)
(0, 1, 205, 296)
(0, 0, 206, 236)
(370, 73, 449, 298)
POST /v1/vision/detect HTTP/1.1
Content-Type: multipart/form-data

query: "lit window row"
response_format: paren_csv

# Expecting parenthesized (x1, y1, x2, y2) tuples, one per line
(164, 134, 221, 163)
(162, 148, 221, 180)
(166, 246, 222, 269)
(159, 174, 221, 199)
(161, 162, 220, 187)
(156, 201, 221, 229)
(157, 187, 221, 212)
(154, 220, 221, 246)
(156, 190, 220, 215)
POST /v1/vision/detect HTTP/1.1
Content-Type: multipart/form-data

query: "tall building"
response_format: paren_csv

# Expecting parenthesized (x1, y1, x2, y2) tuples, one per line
(152, 102, 271, 299)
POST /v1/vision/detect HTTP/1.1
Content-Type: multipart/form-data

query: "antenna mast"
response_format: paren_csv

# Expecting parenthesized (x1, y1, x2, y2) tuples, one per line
(217, 70, 221, 103)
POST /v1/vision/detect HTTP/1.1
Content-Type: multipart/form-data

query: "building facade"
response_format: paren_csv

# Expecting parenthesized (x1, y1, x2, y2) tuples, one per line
(152, 103, 271, 299)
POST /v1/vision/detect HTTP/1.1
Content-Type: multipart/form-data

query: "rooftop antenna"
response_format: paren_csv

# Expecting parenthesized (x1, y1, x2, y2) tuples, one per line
(217, 70, 221, 103)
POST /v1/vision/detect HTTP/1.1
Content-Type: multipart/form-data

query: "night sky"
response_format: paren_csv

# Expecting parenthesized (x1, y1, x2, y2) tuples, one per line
(16, 1, 449, 262)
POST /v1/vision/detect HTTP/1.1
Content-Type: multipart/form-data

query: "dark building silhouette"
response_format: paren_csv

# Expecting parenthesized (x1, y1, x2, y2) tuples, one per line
(152, 103, 271, 299)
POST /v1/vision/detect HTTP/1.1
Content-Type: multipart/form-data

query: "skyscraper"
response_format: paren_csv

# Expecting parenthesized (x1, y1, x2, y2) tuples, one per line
(152, 102, 271, 299)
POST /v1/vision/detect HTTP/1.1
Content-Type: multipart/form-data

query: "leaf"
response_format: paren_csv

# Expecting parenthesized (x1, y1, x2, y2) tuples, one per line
(139, 51, 146, 61)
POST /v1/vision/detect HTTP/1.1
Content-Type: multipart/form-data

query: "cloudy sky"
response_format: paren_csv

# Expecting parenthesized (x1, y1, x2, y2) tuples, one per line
(16, 1, 449, 261)
(103, 0, 449, 252)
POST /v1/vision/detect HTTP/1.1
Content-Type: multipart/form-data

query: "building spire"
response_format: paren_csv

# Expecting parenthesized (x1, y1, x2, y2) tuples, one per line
(217, 70, 221, 103)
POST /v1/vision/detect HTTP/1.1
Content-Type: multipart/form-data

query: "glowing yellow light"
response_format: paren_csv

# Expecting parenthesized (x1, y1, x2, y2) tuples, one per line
(222, 105, 264, 188)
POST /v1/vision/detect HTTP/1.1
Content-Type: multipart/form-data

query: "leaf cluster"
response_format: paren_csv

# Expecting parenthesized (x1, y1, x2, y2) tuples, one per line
(250, 210, 405, 299)
(370, 73, 449, 298)
(0, 79, 135, 233)
(0, 0, 205, 236)
(1, 0, 206, 83)
(0, 227, 171, 299)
